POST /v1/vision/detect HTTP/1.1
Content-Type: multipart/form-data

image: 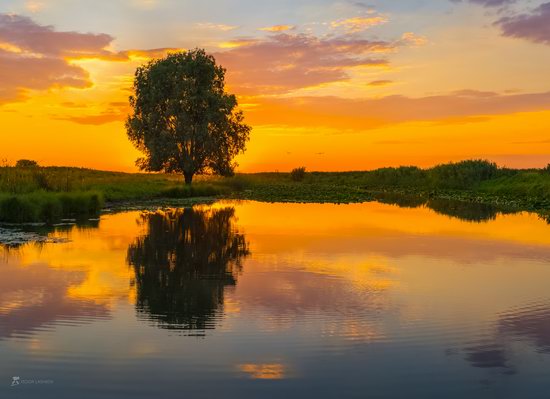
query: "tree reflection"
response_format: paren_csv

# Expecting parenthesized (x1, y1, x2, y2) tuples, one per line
(127, 207, 249, 331)
(370, 192, 508, 222)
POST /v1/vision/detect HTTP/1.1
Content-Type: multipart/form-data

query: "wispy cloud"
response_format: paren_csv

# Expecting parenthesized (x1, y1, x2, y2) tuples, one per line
(368, 80, 393, 87)
(330, 15, 388, 33)
(245, 90, 550, 130)
(216, 32, 394, 94)
(195, 22, 239, 31)
(450, 0, 515, 8)
(259, 25, 295, 32)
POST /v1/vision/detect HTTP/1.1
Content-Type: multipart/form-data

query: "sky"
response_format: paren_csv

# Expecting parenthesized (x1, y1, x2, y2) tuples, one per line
(0, 0, 549, 172)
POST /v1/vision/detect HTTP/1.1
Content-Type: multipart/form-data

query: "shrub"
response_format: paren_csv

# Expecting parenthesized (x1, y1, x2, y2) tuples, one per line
(15, 159, 38, 168)
(290, 167, 307, 182)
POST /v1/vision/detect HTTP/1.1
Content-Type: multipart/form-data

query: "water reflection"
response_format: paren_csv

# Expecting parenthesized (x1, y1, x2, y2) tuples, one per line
(0, 218, 100, 248)
(498, 301, 550, 354)
(461, 301, 550, 375)
(127, 207, 249, 331)
(371, 192, 509, 222)
(0, 261, 109, 339)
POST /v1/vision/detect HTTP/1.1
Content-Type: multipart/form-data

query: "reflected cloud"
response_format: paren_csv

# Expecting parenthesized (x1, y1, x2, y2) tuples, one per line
(464, 343, 511, 370)
(498, 301, 550, 354)
(238, 363, 286, 379)
(0, 261, 109, 339)
(461, 301, 550, 374)
(127, 207, 249, 332)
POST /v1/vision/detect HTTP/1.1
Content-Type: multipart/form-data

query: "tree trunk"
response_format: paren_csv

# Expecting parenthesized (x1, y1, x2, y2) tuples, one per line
(184, 172, 193, 185)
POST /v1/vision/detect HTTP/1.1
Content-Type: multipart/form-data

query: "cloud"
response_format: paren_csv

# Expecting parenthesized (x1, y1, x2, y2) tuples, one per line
(215, 33, 395, 94)
(330, 15, 388, 33)
(368, 80, 393, 86)
(54, 102, 129, 125)
(400, 32, 428, 46)
(450, 0, 515, 7)
(0, 13, 184, 103)
(496, 2, 550, 45)
(259, 25, 295, 32)
(0, 13, 114, 102)
(245, 90, 550, 130)
(195, 22, 239, 31)
(0, 14, 113, 57)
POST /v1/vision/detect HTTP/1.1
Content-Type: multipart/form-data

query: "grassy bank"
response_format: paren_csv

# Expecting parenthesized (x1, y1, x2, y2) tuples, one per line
(0, 166, 230, 223)
(0, 191, 104, 223)
(1, 160, 549, 223)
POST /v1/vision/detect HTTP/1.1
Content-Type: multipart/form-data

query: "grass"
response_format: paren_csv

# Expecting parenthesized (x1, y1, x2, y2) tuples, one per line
(0, 191, 104, 223)
(1, 160, 550, 223)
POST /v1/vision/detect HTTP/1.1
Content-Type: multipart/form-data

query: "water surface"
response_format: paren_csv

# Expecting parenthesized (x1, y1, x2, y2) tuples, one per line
(1, 200, 550, 398)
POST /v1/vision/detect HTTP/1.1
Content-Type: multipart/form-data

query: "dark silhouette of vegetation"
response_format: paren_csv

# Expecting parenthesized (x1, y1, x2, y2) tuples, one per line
(127, 207, 249, 331)
(290, 167, 307, 182)
(15, 159, 38, 168)
(126, 49, 250, 185)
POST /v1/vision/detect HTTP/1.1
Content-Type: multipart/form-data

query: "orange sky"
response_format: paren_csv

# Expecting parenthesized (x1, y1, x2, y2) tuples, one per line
(1, 0, 550, 172)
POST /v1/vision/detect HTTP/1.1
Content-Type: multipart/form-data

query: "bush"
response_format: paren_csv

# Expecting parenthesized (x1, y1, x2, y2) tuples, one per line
(15, 159, 38, 168)
(290, 167, 307, 182)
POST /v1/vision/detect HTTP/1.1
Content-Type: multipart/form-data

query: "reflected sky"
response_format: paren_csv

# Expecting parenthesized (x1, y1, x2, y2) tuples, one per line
(1, 200, 550, 398)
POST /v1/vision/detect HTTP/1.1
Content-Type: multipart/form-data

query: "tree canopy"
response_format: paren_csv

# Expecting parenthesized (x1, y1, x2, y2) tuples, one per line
(126, 49, 250, 184)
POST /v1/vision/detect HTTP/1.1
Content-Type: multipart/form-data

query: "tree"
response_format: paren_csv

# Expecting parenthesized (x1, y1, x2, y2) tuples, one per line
(126, 49, 250, 185)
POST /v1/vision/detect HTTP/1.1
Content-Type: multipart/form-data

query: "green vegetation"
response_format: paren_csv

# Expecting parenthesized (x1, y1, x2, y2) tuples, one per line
(0, 191, 103, 224)
(1, 159, 550, 224)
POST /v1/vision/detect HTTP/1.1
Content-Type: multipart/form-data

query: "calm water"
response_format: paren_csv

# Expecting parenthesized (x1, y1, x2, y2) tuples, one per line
(1, 200, 550, 398)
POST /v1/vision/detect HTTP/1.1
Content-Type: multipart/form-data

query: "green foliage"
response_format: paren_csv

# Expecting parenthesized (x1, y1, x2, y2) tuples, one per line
(290, 167, 307, 182)
(126, 49, 251, 184)
(428, 160, 498, 189)
(1, 159, 550, 223)
(0, 191, 103, 224)
(160, 184, 222, 198)
(363, 166, 426, 188)
(0, 196, 37, 223)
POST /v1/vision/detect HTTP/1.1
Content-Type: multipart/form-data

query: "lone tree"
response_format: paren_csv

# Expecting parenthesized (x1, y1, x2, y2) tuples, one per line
(126, 49, 250, 184)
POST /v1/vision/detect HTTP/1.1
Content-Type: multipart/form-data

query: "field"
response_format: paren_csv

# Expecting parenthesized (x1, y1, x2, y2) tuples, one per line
(1, 160, 549, 223)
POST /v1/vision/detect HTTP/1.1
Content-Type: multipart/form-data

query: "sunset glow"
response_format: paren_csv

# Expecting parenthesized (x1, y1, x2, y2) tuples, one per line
(1, 0, 549, 171)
